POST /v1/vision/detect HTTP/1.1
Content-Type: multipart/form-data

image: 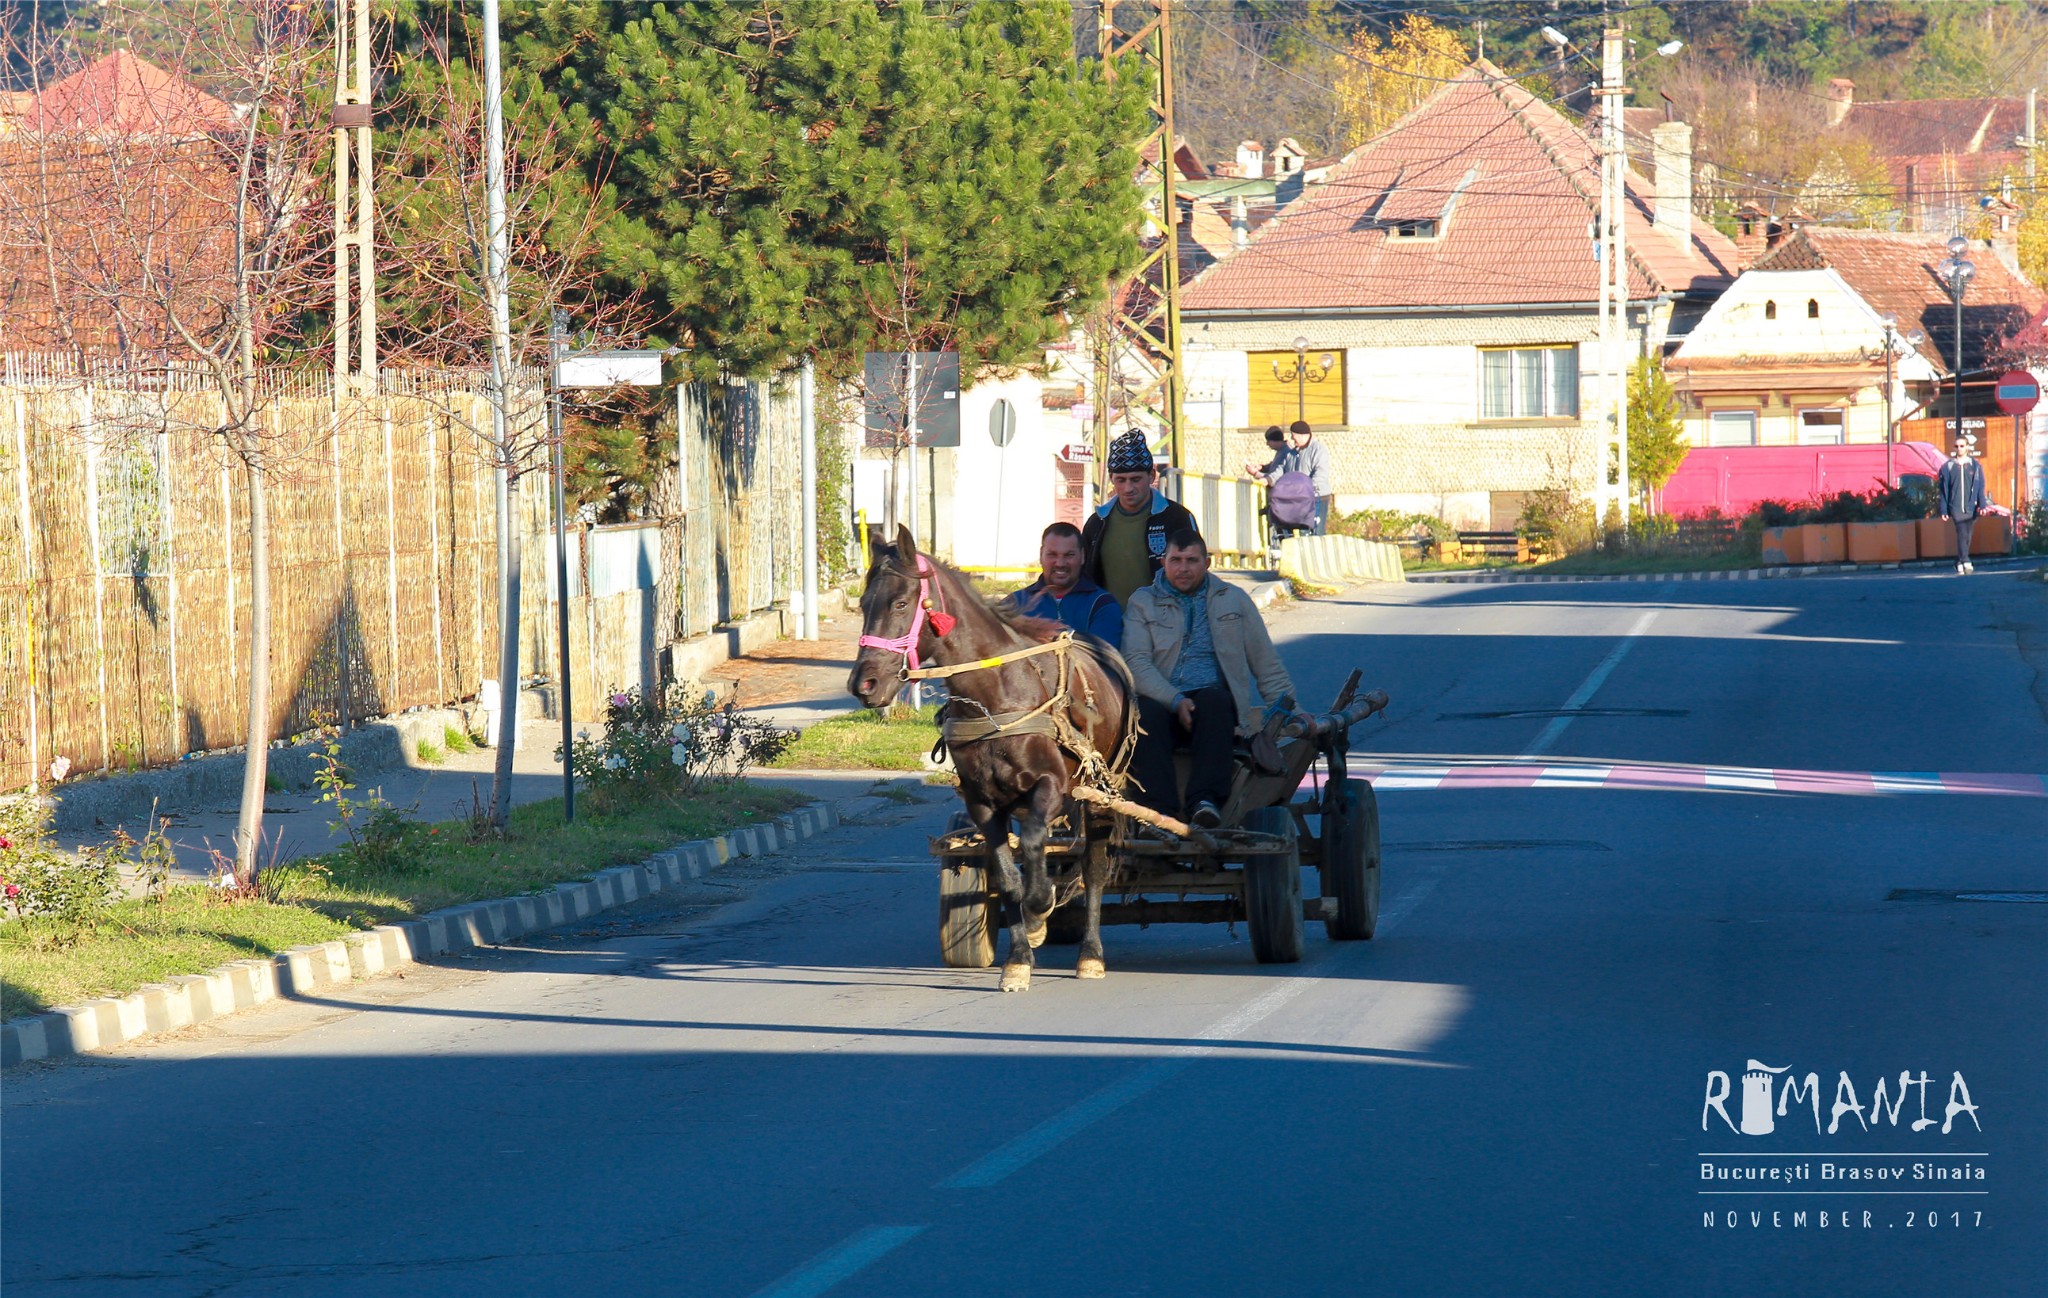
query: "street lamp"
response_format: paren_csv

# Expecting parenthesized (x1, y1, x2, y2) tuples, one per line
(1936, 235, 1976, 450)
(1865, 312, 1925, 488)
(1271, 335, 1335, 424)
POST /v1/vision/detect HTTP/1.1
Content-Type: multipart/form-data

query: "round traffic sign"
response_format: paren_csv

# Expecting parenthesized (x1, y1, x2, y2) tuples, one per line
(1993, 370, 2039, 415)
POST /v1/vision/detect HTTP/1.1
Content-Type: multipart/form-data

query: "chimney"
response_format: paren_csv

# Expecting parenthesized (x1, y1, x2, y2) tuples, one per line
(1903, 164, 1919, 232)
(1826, 78, 1855, 127)
(1733, 202, 1769, 267)
(1650, 120, 1693, 247)
(1235, 139, 1264, 180)
(1230, 195, 1249, 249)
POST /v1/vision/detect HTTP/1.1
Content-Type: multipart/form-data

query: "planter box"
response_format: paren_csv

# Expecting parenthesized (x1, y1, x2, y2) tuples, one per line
(1761, 526, 1800, 566)
(1847, 520, 1917, 563)
(1800, 522, 1847, 565)
(1918, 517, 1958, 559)
(1970, 515, 2013, 556)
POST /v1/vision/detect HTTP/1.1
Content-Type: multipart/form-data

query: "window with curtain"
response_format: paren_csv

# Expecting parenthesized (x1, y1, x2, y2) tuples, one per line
(1477, 346, 1579, 419)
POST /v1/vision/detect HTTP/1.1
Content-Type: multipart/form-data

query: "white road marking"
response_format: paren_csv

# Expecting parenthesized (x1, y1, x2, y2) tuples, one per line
(936, 869, 1446, 1190)
(1523, 606, 1662, 757)
(748, 1225, 927, 1298)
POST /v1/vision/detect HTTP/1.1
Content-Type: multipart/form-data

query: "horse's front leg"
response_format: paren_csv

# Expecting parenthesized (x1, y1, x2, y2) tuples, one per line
(1000, 776, 1063, 993)
(1076, 835, 1110, 980)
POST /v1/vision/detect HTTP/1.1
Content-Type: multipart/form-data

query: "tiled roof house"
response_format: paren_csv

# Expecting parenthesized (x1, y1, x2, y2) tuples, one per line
(1179, 60, 1739, 529)
(1666, 226, 2043, 457)
(1826, 80, 2036, 235)
(0, 53, 240, 355)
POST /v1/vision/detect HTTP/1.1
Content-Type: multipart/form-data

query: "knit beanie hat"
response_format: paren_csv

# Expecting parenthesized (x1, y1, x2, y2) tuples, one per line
(1107, 431, 1153, 474)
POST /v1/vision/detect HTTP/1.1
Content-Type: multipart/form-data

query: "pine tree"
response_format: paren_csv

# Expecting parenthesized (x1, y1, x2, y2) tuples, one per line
(511, 0, 1151, 380)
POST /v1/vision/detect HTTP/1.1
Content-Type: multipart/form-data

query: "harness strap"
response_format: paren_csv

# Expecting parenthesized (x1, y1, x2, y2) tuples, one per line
(942, 709, 1060, 745)
(904, 634, 1070, 682)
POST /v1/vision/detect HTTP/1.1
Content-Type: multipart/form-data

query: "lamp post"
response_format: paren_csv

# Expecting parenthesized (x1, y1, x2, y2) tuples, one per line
(1937, 235, 1977, 451)
(1271, 335, 1334, 424)
(1866, 313, 1925, 488)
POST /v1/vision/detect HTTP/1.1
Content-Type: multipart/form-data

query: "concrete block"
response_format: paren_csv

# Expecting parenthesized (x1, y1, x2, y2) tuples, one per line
(276, 948, 319, 996)
(755, 824, 781, 853)
(317, 941, 352, 984)
(728, 828, 756, 857)
(536, 892, 566, 927)
(391, 921, 431, 961)
(2, 1016, 50, 1066)
(52, 1004, 102, 1054)
(592, 873, 618, 908)
(612, 866, 642, 902)
(424, 913, 454, 953)
(226, 960, 270, 1010)
(136, 983, 193, 1034)
(563, 883, 593, 919)
(446, 907, 489, 949)
(169, 973, 226, 1022)
(345, 932, 387, 980)
(510, 895, 540, 936)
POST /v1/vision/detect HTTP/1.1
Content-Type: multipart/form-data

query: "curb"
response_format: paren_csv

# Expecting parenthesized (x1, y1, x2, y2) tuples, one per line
(1407, 557, 2047, 585)
(1, 803, 841, 1068)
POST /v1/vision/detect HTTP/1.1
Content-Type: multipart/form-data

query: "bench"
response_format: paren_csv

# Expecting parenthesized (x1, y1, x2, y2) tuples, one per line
(1448, 530, 1542, 564)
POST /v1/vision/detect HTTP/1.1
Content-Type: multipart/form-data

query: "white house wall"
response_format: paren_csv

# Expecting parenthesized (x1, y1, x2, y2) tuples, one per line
(948, 372, 1056, 570)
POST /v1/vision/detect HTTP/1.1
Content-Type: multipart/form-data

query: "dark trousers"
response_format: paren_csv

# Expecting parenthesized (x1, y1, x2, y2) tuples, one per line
(1129, 684, 1237, 816)
(1953, 516, 1974, 561)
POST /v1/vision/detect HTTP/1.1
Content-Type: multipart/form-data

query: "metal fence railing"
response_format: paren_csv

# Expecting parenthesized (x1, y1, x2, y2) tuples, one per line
(1165, 469, 1268, 563)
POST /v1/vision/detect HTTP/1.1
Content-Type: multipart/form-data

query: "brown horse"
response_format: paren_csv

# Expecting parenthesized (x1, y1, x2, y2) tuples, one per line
(848, 526, 1135, 992)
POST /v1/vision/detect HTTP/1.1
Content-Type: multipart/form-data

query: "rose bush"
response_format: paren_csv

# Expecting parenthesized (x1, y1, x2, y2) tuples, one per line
(557, 684, 795, 814)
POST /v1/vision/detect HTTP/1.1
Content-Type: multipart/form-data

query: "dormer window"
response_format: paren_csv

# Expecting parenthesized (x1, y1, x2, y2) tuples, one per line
(1765, 300, 1778, 320)
(1388, 219, 1438, 240)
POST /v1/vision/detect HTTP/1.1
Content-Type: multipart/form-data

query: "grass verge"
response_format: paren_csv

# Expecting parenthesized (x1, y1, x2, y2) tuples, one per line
(0, 783, 805, 1021)
(768, 704, 939, 771)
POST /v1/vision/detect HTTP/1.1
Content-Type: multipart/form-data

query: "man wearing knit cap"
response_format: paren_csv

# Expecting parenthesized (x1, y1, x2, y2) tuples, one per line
(1082, 430, 1200, 606)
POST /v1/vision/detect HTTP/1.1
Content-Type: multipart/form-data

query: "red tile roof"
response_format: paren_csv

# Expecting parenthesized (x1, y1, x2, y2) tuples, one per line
(1751, 227, 2043, 374)
(1184, 62, 1738, 315)
(22, 51, 237, 138)
(1842, 96, 2029, 162)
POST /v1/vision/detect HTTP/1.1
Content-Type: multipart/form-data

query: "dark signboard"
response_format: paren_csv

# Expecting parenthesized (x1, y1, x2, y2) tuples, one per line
(862, 351, 960, 448)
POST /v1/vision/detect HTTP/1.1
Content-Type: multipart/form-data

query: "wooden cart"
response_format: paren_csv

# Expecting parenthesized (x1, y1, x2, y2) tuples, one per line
(932, 674, 1390, 966)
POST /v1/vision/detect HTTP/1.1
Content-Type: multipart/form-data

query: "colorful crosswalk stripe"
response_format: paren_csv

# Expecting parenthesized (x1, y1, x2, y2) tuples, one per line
(1330, 761, 2048, 798)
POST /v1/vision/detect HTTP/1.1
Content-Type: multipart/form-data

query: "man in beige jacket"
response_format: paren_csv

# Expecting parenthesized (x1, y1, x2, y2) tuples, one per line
(1121, 529, 1296, 826)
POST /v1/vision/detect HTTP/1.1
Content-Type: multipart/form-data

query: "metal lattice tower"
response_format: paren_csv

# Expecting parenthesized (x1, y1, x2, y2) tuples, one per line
(1094, 0, 1185, 470)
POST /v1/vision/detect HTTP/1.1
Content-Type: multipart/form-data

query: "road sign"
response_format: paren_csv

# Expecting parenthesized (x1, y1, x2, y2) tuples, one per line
(559, 350, 666, 388)
(1993, 370, 2039, 416)
(1059, 440, 1095, 463)
(862, 352, 961, 448)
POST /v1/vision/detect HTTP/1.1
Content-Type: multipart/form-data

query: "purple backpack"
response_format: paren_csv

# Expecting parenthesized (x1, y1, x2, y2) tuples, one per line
(1268, 471, 1317, 528)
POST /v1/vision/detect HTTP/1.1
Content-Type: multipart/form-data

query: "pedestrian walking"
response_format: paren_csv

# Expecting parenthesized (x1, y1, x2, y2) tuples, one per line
(1938, 434, 1989, 574)
(1287, 421, 1335, 534)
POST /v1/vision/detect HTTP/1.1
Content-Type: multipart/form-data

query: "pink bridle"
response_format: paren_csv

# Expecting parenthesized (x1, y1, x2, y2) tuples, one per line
(859, 555, 956, 677)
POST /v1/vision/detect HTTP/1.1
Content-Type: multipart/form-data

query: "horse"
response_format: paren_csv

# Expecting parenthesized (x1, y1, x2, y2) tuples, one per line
(848, 525, 1136, 992)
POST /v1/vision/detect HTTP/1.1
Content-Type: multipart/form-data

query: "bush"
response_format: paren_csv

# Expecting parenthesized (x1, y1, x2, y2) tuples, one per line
(2022, 499, 2048, 556)
(1521, 484, 1598, 556)
(1, 795, 124, 942)
(559, 684, 796, 814)
(1332, 508, 1449, 544)
(314, 741, 426, 875)
(443, 725, 475, 755)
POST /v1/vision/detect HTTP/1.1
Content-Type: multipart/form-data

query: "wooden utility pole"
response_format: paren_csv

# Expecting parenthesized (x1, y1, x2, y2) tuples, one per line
(332, 0, 376, 391)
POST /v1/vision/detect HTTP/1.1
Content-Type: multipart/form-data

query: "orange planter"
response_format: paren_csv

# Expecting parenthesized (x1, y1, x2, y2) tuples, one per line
(1970, 515, 2013, 556)
(1918, 517, 1958, 559)
(1847, 520, 1917, 563)
(1761, 526, 1801, 566)
(1800, 522, 1847, 565)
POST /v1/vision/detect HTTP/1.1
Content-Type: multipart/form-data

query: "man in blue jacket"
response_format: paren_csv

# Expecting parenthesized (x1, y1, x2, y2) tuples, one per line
(1938, 433, 1990, 575)
(1004, 522, 1123, 644)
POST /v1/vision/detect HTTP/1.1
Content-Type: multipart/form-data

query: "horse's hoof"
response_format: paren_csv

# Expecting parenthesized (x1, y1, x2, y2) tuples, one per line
(1024, 923, 1047, 950)
(1075, 956, 1107, 980)
(999, 966, 1032, 993)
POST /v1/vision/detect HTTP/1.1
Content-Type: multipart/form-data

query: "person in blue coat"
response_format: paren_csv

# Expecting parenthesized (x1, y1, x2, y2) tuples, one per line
(1004, 522, 1123, 644)
(1937, 434, 1990, 575)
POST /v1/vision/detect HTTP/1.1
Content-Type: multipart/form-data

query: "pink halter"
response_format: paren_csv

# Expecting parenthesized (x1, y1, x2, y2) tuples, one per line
(859, 555, 957, 676)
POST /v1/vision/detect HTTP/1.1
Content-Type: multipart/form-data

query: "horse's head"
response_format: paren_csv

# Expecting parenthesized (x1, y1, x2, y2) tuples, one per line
(848, 524, 931, 709)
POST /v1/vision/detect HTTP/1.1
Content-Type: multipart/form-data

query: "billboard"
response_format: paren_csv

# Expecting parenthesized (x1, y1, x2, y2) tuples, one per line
(862, 351, 960, 448)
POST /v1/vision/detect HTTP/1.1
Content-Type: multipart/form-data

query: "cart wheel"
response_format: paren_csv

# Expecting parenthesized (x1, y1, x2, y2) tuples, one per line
(939, 813, 996, 968)
(1323, 778, 1381, 941)
(1242, 806, 1304, 964)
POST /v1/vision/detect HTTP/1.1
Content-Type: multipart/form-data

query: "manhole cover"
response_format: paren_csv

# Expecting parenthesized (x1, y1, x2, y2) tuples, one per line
(1438, 708, 1690, 721)
(1887, 889, 2048, 904)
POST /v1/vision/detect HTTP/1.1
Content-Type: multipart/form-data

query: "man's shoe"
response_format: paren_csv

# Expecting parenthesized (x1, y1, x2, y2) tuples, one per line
(1964, 561, 1975, 574)
(1189, 800, 1223, 830)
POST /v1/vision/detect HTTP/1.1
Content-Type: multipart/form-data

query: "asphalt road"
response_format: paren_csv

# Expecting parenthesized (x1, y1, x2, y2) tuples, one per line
(5, 569, 2045, 1298)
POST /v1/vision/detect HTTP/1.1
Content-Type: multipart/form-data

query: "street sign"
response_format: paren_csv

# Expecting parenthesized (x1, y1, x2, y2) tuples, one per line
(1059, 440, 1095, 463)
(1993, 370, 2040, 416)
(559, 350, 666, 388)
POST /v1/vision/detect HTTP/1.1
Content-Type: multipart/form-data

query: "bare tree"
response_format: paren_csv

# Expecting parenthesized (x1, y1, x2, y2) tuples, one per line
(374, 4, 639, 827)
(1, 1, 330, 884)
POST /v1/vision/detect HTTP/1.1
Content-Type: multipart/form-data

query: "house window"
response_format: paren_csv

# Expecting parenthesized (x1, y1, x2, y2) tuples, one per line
(1709, 411, 1758, 447)
(1479, 346, 1579, 419)
(1248, 349, 1347, 428)
(1798, 408, 1844, 445)
(1764, 300, 1777, 320)
(1807, 299, 1820, 319)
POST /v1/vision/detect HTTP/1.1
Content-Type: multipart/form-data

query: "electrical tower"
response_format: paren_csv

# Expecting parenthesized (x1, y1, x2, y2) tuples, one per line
(1094, 0, 1185, 470)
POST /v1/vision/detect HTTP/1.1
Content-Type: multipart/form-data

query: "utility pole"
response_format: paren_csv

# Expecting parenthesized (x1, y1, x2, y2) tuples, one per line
(549, 309, 572, 821)
(800, 356, 819, 640)
(1597, 27, 1631, 526)
(331, 0, 375, 391)
(482, 0, 521, 827)
(1095, 0, 1186, 473)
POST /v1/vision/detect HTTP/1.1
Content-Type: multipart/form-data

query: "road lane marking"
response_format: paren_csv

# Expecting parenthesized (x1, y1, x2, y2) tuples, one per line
(936, 871, 1446, 1191)
(749, 1225, 927, 1298)
(1340, 760, 2048, 798)
(1523, 606, 1662, 757)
